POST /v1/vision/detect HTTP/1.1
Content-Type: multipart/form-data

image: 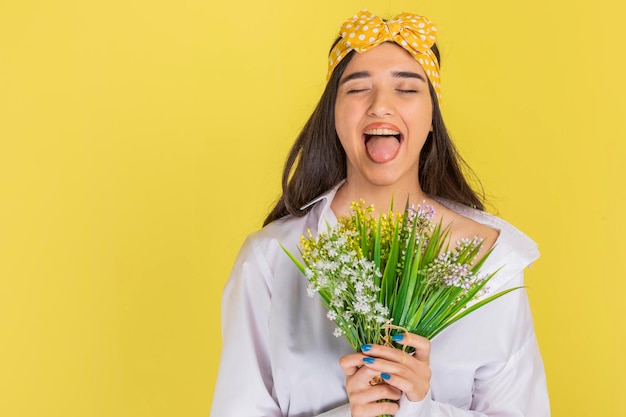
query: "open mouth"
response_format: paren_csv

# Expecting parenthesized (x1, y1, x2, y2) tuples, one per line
(363, 127, 403, 163)
(363, 128, 402, 143)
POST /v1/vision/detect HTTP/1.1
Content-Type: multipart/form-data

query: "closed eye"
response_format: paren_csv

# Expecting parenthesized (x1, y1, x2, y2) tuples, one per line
(347, 88, 369, 94)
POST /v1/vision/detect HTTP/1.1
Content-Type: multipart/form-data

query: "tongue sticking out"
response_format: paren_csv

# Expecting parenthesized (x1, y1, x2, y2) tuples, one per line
(365, 135, 401, 163)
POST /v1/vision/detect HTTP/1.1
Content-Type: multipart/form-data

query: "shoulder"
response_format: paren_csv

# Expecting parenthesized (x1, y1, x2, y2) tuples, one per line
(435, 198, 540, 290)
(445, 211, 499, 258)
(233, 187, 338, 278)
(237, 202, 327, 266)
(225, 214, 310, 294)
(253, 205, 323, 246)
(240, 215, 305, 263)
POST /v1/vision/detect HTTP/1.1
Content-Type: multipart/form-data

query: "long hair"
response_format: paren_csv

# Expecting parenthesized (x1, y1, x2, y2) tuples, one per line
(263, 43, 484, 226)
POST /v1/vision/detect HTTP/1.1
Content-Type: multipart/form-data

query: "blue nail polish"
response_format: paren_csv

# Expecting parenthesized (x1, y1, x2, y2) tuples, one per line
(363, 356, 375, 364)
(391, 334, 404, 342)
(381, 373, 391, 381)
(361, 344, 372, 352)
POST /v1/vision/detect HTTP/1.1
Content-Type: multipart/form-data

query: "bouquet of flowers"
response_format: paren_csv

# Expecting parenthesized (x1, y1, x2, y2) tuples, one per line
(283, 200, 521, 351)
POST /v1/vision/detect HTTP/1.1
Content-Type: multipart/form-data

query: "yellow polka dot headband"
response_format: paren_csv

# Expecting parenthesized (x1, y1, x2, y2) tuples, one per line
(327, 9, 441, 102)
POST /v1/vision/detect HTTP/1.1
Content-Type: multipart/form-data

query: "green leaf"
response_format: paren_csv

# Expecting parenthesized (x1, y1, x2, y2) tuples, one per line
(381, 221, 401, 307)
(429, 286, 524, 339)
(279, 243, 305, 274)
(373, 216, 382, 288)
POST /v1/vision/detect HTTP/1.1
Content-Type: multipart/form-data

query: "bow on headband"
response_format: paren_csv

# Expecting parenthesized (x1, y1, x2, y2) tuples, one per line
(327, 10, 441, 102)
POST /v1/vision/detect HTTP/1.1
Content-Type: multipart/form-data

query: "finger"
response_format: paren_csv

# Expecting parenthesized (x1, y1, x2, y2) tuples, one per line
(375, 370, 431, 402)
(339, 352, 367, 376)
(389, 332, 431, 362)
(346, 372, 402, 417)
(345, 364, 405, 417)
(347, 376, 402, 402)
(346, 359, 388, 389)
(360, 342, 421, 365)
(350, 399, 399, 417)
(359, 347, 431, 402)
(359, 353, 430, 387)
(360, 353, 425, 373)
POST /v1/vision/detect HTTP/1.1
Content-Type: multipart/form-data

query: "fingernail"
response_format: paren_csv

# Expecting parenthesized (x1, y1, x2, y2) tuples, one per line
(363, 356, 375, 364)
(381, 373, 391, 381)
(391, 334, 404, 342)
(361, 344, 372, 352)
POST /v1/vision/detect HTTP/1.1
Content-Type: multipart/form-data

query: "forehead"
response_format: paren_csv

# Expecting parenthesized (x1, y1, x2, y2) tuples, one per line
(343, 42, 427, 77)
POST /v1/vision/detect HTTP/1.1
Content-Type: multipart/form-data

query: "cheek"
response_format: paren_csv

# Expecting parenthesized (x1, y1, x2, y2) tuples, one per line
(335, 126, 353, 153)
(406, 105, 433, 132)
(333, 103, 344, 137)
(334, 105, 357, 143)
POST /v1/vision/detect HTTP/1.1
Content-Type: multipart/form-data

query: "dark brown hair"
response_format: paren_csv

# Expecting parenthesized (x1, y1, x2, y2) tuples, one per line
(263, 43, 484, 226)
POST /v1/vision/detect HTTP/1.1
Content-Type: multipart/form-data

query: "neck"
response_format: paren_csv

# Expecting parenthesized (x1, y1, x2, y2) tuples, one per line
(331, 178, 429, 218)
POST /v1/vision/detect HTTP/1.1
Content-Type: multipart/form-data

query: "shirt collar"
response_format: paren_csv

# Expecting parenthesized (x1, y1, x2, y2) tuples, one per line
(299, 181, 345, 233)
(299, 180, 345, 211)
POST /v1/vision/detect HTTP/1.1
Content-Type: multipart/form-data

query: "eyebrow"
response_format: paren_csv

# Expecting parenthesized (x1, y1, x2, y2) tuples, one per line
(391, 71, 427, 82)
(340, 70, 427, 85)
(339, 71, 370, 85)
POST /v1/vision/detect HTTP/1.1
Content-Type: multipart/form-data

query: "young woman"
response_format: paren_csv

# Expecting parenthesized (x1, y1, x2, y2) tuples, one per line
(210, 10, 549, 417)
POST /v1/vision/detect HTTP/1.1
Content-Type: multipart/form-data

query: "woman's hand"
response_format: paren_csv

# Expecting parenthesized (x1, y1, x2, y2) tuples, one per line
(339, 332, 431, 416)
(339, 350, 402, 417)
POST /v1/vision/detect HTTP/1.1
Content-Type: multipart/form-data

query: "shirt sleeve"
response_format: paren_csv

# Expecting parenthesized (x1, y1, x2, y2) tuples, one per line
(396, 336, 549, 416)
(210, 236, 282, 416)
(314, 403, 351, 417)
(469, 328, 549, 416)
(210, 236, 353, 417)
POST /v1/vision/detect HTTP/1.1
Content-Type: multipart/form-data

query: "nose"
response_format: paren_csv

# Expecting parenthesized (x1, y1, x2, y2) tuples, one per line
(367, 89, 393, 117)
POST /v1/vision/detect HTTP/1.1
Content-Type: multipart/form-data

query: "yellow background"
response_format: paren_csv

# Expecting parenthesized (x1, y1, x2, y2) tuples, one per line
(1, 0, 624, 416)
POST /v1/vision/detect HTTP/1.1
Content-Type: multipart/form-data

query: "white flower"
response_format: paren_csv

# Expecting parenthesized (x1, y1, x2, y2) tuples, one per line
(306, 284, 317, 298)
(354, 299, 371, 314)
(374, 302, 388, 315)
(339, 253, 352, 263)
(375, 315, 388, 323)
(331, 297, 344, 309)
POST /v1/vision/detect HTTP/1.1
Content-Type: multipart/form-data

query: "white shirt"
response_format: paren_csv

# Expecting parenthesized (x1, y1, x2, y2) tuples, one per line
(210, 185, 550, 416)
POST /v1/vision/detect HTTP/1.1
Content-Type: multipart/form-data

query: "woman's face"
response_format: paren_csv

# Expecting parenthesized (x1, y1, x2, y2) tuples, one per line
(334, 42, 433, 189)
